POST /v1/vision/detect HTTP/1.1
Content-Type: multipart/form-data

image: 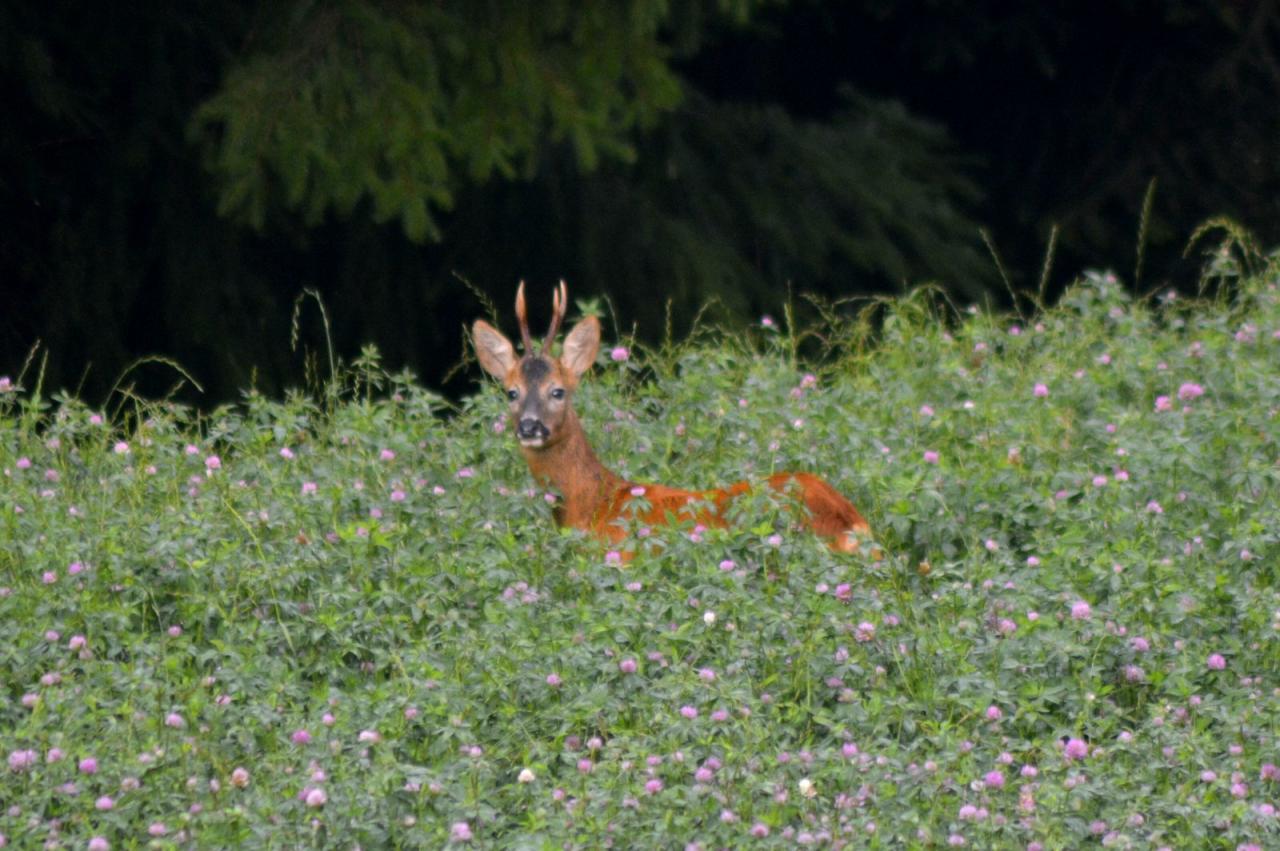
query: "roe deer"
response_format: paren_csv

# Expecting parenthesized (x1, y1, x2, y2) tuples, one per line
(472, 282, 873, 554)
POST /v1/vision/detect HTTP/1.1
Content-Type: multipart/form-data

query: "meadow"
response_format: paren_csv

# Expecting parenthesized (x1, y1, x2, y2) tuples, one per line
(1, 258, 1278, 849)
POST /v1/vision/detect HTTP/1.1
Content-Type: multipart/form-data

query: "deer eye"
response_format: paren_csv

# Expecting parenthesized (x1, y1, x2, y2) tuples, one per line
(550, 387, 566, 400)
(506, 388, 519, 401)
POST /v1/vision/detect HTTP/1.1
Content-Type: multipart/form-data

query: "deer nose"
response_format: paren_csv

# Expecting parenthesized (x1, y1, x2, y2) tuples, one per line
(517, 418, 549, 440)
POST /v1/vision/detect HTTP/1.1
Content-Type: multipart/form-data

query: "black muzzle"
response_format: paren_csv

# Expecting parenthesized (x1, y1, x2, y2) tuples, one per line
(517, 418, 550, 441)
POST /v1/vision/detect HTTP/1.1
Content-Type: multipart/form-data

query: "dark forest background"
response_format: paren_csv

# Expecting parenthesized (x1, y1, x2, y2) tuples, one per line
(3, 1, 1278, 405)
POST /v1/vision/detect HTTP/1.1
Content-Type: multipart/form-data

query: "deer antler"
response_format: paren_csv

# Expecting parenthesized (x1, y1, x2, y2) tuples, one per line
(541, 280, 568, 355)
(514, 281, 535, 355)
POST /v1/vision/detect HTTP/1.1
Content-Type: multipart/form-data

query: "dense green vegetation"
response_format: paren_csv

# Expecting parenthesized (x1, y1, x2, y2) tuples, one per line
(2, 254, 1278, 848)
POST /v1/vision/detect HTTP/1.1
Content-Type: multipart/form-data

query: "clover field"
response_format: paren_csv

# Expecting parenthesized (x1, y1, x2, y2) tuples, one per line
(2, 267, 1279, 850)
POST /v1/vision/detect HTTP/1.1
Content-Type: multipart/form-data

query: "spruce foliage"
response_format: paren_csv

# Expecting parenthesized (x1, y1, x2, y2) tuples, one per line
(190, 1, 754, 241)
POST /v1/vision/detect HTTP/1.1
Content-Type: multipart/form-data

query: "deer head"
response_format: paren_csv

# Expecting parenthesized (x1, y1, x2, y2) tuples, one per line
(472, 281, 601, 450)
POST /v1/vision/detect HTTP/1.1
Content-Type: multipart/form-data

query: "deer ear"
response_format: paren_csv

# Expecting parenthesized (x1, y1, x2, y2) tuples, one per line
(560, 316, 600, 380)
(472, 320, 517, 379)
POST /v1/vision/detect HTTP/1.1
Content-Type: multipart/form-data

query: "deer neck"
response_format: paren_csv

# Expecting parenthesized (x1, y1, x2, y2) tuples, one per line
(521, 409, 624, 529)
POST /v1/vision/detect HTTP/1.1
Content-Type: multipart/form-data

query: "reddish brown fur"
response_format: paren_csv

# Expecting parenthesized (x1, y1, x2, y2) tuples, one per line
(473, 284, 873, 555)
(595, 473, 872, 554)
